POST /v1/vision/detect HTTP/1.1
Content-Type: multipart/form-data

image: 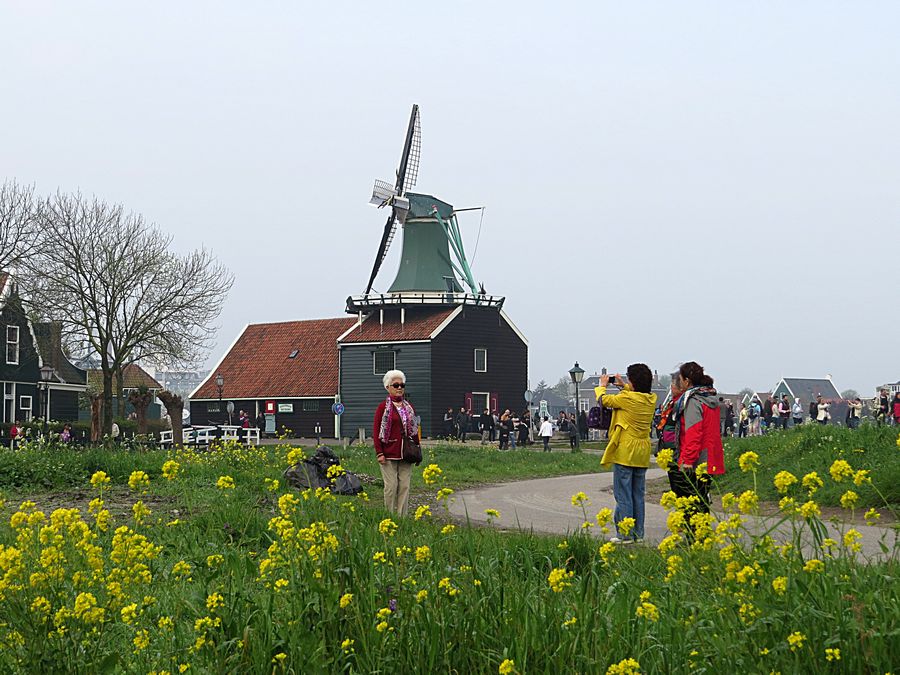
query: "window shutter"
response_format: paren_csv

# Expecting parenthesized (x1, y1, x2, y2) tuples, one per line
(464, 392, 473, 411)
(490, 392, 498, 413)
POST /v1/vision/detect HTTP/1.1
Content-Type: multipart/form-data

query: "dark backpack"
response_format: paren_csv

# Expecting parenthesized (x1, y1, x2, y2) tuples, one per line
(332, 472, 363, 495)
(587, 406, 602, 429)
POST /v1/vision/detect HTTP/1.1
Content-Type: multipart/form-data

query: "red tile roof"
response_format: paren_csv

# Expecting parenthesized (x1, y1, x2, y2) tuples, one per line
(339, 307, 456, 343)
(192, 318, 357, 400)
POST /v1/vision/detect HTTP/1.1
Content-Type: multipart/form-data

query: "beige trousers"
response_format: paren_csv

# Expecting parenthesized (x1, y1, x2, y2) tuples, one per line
(380, 460, 412, 516)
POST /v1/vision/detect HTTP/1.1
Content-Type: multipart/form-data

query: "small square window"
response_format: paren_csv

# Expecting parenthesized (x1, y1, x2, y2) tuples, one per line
(207, 402, 221, 413)
(302, 400, 319, 412)
(373, 350, 396, 375)
(19, 396, 32, 422)
(474, 348, 487, 373)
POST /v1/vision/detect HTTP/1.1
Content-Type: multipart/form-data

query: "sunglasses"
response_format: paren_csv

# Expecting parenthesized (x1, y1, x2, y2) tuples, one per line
(390, 383, 406, 389)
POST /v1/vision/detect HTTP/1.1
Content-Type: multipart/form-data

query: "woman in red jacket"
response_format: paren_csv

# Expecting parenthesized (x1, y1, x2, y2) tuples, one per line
(670, 362, 725, 520)
(373, 369, 418, 516)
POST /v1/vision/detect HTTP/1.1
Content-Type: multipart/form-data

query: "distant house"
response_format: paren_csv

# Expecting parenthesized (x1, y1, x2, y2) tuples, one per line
(85, 363, 163, 419)
(770, 377, 841, 405)
(0, 273, 87, 424)
(878, 380, 900, 396)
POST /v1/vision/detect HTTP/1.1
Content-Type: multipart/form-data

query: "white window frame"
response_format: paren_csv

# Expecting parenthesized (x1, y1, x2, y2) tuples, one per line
(471, 392, 490, 415)
(474, 348, 488, 373)
(19, 395, 32, 422)
(6, 326, 19, 365)
(373, 350, 396, 375)
(3, 382, 14, 424)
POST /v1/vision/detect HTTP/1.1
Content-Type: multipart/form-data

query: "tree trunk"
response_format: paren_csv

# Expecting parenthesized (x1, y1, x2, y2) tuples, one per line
(90, 393, 103, 442)
(158, 391, 184, 448)
(101, 367, 114, 436)
(115, 366, 124, 423)
(127, 388, 152, 435)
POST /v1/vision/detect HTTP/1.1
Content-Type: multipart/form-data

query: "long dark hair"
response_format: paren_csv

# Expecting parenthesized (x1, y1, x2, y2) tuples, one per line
(679, 361, 714, 388)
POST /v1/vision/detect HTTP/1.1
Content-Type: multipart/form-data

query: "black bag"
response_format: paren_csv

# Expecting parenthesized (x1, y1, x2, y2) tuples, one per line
(333, 472, 363, 495)
(284, 459, 331, 490)
(401, 435, 423, 465)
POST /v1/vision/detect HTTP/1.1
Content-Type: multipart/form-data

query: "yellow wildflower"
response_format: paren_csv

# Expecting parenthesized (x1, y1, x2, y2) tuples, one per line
(378, 518, 398, 537)
(414, 505, 431, 520)
(737, 490, 758, 514)
(440, 524, 456, 535)
(206, 593, 224, 612)
(787, 631, 805, 652)
(90, 471, 111, 488)
(617, 517, 635, 537)
(773, 471, 798, 494)
(636, 600, 659, 622)
(415, 545, 431, 562)
(843, 529, 862, 552)
(801, 471, 824, 495)
(206, 554, 224, 568)
(415, 589, 428, 602)
(499, 659, 516, 675)
(852, 469, 870, 486)
(772, 576, 787, 595)
(656, 448, 674, 470)
(216, 475, 235, 490)
(738, 451, 759, 472)
(571, 491, 590, 507)
(803, 559, 825, 573)
(798, 500, 820, 519)
(547, 567, 574, 592)
(484, 508, 501, 519)
(864, 508, 881, 525)
(824, 648, 841, 661)
(829, 459, 854, 482)
(128, 470, 150, 491)
(422, 463, 443, 485)
(839, 490, 859, 509)
(341, 638, 355, 653)
(607, 657, 641, 675)
(162, 460, 180, 480)
(339, 593, 353, 609)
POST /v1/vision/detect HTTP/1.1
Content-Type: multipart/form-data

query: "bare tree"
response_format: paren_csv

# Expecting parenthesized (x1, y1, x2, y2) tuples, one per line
(0, 181, 40, 272)
(127, 385, 154, 435)
(24, 191, 233, 434)
(158, 390, 184, 447)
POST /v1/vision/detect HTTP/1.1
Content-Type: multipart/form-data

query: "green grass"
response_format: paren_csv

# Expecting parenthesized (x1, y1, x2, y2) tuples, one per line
(716, 424, 900, 508)
(0, 439, 896, 673)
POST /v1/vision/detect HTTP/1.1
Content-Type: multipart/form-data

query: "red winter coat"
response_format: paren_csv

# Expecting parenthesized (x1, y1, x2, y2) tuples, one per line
(677, 388, 725, 475)
(893, 401, 900, 422)
(373, 401, 415, 460)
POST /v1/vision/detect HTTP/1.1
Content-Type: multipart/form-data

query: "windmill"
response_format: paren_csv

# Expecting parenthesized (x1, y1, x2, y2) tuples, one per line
(358, 105, 484, 306)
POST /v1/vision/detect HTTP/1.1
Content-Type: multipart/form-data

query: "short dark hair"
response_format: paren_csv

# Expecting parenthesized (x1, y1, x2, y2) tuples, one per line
(626, 363, 653, 393)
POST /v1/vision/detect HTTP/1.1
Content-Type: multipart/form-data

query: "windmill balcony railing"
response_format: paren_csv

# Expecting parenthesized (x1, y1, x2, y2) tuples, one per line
(346, 292, 505, 313)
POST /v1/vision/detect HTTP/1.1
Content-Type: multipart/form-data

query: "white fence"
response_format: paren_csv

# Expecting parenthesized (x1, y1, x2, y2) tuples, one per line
(159, 426, 260, 448)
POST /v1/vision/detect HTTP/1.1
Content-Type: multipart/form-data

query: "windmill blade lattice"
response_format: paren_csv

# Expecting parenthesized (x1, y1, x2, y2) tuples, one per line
(400, 108, 421, 195)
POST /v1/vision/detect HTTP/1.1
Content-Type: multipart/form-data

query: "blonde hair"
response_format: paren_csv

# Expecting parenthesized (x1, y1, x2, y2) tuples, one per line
(382, 369, 406, 389)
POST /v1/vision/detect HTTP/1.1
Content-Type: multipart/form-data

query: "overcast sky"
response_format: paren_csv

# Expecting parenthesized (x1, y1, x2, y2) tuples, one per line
(2, 2, 898, 395)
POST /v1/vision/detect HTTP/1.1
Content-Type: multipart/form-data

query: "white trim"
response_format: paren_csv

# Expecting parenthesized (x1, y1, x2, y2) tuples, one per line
(27, 321, 44, 368)
(499, 309, 528, 346)
(428, 306, 463, 339)
(339, 339, 430, 347)
(20, 394, 32, 421)
(189, 323, 249, 399)
(47, 382, 88, 392)
(471, 391, 491, 414)
(773, 378, 794, 398)
(336, 317, 365, 343)
(5, 325, 19, 365)
(190, 395, 336, 402)
(474, 347, 488, 373)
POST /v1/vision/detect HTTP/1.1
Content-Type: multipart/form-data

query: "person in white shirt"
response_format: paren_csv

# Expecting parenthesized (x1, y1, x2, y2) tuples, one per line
(539, 416, 553, 452)
(791, 398, 804, 427)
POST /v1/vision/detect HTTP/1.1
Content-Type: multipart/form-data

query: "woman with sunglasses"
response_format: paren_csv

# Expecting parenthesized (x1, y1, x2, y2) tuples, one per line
(373, 369, 418, 516)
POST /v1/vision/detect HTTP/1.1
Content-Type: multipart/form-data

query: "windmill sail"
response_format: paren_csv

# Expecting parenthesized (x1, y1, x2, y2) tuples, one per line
(364, 104, 420, 294)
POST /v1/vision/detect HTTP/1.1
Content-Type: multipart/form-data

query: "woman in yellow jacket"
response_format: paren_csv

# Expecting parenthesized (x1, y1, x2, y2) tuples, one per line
(594, 363, 657, 543)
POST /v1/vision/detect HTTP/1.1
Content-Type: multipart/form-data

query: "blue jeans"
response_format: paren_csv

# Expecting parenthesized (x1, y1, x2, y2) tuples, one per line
(613, 464, 647, 540)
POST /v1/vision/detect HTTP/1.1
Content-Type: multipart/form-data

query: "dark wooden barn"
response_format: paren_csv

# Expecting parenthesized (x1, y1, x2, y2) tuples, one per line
(338, 305, 527, 439)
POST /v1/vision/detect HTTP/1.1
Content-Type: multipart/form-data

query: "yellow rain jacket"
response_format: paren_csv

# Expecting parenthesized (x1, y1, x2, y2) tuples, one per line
(595, 386, 657, 468)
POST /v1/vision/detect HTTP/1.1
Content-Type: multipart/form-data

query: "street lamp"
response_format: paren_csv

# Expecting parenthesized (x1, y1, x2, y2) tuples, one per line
(569, 362, 585, 452)
(39, 364, 55, 439)
(215, 374, 224, 417)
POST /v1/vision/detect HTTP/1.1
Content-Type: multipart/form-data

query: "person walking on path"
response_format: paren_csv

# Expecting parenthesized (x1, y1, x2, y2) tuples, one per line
(816, 396, 831, 425)
(498, 410, 511, 450)
(518, 410, 531, 446)
(748, 397, 762, 436)
(455, 407, 468, 442)
(847, 398, 863, 429)
(595, 364, 657, 544)
(479, 408, 495, 445)
(876, 390, 890, 425)
(373, 369, 418, 516)
(578, 410, 589, 441)
(539, 416, 553, 452)
(567, 413, 580, 452)
(778, 394, 791, 430)
(738, 404, 749, 438)
(669, 361, 725, 523)
(791, 398, 804, 428)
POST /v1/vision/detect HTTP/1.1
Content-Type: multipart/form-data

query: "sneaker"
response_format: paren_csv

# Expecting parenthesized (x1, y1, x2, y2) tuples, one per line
(608, 537, 633, 545)
(632, 537, 645, 544)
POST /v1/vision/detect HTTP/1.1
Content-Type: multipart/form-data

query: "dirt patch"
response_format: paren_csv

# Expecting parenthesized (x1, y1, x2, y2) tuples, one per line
(10, 487, 181, 521)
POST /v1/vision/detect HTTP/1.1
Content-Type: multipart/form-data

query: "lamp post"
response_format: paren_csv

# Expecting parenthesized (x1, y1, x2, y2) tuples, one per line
(568, 362, 585, 452)
(39, 364, 55, 439)
(215, 374, 224, 419)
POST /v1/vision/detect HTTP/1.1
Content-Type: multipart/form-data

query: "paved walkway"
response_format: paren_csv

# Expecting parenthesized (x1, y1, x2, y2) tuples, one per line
(448, 470, 897, 560)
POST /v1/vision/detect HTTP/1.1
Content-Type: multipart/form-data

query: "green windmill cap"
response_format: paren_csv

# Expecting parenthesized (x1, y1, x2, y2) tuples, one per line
(405, 193, 454, 221)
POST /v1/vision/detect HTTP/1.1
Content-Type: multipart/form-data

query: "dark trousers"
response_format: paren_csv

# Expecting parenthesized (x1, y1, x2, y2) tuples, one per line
(569, 435, 578, 450)
(542, 436, 550, 452)
(667, 469, 711, 530)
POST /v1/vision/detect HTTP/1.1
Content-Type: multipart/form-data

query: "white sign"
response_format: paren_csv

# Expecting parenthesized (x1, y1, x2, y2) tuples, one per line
(277, 403, 294, 413)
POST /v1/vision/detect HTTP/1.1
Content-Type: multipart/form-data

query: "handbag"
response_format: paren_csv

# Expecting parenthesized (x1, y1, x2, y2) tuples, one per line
(401, 434, 423, 465)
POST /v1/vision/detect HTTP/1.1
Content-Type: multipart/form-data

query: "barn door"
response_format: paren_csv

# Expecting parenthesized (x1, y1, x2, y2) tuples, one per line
(490, 392, 499, 413)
